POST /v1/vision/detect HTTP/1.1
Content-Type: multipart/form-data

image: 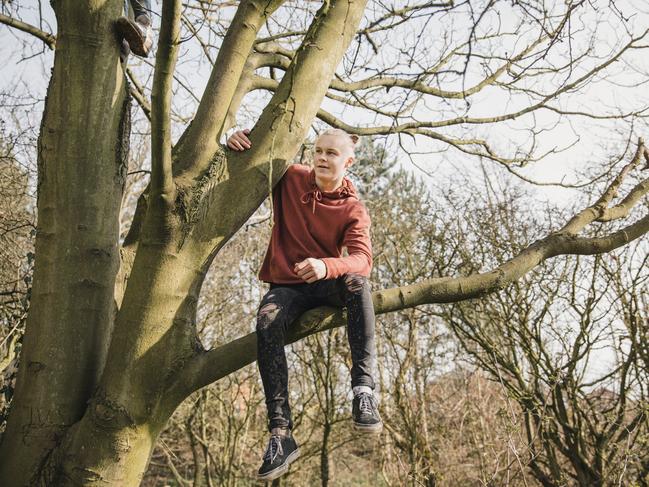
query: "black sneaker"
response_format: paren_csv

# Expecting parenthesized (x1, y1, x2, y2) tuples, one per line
(352, 392, 383, 433)
(257, 431, 300, 481)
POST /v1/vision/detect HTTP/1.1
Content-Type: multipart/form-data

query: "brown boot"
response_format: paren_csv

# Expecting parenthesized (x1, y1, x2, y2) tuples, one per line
(115, 14, 153, 58)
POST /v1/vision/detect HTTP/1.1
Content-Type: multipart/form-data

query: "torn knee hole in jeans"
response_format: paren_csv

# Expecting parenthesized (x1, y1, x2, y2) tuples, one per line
(257, 303, 281, 330)
(343, 274, 365, 295)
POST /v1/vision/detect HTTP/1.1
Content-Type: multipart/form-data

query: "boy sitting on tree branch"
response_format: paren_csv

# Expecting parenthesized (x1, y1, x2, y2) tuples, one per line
(228, 127, 382, 481)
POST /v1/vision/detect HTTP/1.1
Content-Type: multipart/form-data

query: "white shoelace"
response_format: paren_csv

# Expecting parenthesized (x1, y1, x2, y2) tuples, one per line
(263, 435, 284, 463)
(358, 393, 375, 415)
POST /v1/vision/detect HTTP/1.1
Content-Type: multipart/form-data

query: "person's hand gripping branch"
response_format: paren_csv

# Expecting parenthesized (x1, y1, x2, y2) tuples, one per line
(294, 258, 327, 283)
(227, 129, 252, 151)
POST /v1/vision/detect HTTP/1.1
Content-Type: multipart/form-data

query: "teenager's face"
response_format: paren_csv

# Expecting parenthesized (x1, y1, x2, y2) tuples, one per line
(313, 134, 354, 186)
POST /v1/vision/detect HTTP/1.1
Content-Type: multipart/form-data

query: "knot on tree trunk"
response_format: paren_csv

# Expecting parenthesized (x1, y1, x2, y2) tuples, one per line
(174, 147, 228, 246)
(90, 394, 136, 431)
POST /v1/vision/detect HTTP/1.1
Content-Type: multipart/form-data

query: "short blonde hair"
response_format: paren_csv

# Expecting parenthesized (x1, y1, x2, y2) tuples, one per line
(317, 128, 359, 154)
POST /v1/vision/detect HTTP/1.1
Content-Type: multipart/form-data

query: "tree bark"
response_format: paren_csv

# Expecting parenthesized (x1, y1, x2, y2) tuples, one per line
(0, 1, 128, 484)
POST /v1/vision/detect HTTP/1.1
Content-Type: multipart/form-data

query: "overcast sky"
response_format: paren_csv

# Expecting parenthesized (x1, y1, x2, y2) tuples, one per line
(2, 1, 649, 208)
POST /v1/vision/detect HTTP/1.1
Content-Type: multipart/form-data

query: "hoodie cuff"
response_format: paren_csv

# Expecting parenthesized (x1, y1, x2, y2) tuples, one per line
(321, 257, 342, 279)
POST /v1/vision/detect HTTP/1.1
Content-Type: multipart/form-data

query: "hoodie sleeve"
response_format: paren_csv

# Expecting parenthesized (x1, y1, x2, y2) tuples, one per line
(321, 203, 373, 279)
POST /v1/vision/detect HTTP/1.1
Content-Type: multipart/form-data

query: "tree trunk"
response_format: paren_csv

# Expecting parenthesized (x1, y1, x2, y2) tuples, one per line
(42, 412, 163, 486)
(0, 1, 128, 484)
(13, 232, 203, 484)
(321, 419, 331, 487)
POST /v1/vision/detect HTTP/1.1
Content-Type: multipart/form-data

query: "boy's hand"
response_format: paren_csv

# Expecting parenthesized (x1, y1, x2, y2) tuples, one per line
(294, 258, 327, 283)
(227, 129, 251, 151)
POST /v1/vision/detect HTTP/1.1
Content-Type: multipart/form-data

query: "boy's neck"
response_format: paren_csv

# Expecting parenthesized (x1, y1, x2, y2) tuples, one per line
(315, 175, 344, 192)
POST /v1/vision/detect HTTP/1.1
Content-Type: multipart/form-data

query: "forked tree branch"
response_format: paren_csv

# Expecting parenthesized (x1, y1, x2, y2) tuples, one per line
(173, 0, 286, 175)
(562, 139, 648, 233)
(186, 0, 368, 247)
(597, 144, 649, 222)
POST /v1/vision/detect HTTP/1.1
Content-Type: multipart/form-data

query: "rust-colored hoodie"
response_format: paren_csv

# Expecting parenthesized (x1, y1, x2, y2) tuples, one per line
(258, 163, 372, 284)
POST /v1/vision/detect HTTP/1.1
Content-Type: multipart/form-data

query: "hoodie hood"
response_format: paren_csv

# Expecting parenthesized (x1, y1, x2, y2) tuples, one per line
(300, 168, 358, 213)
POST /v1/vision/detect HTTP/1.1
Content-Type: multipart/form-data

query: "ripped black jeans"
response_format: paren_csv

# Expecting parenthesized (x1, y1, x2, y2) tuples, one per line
(256, 274, 377, 432)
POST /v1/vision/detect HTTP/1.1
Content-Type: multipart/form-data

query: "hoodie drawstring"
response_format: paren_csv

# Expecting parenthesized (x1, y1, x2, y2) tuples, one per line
(300, 188, 322, 214)
(301, 172, 354, 214)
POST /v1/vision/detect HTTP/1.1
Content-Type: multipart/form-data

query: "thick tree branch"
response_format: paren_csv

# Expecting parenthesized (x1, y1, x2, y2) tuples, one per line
(174, 0, 285, 175)
(234, 0, 368, 169)
(0, 13, 56, 49)
(174, 213, 647, 400)
(555, 214, 649, 256)
(596, 140, 645, 207)
(597, 143, 649, 222)
(598, 178, 649, 222)
(151, 0, 183, 198)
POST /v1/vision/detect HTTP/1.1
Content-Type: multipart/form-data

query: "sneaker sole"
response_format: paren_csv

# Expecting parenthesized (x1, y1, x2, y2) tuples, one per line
(257, 448, 300, 481)
(353, 422, 383, 434)
(115, 17, 150, 57)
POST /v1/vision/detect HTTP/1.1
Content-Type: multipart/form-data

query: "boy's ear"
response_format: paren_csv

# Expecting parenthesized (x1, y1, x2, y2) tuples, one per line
(345, 155, 355, 168)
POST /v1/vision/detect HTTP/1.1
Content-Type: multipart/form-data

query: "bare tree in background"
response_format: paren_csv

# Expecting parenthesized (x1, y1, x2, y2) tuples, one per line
(0, 114, 35, 433)
(432, 172, 649, 486)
